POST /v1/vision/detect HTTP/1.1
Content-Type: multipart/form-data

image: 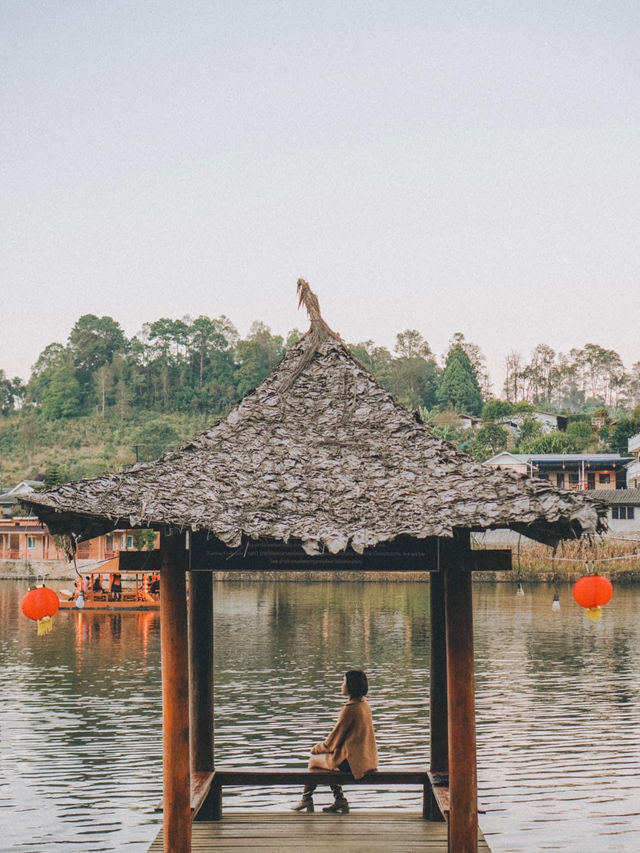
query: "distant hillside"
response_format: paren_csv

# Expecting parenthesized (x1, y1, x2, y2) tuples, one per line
(0, 410, 210, 490)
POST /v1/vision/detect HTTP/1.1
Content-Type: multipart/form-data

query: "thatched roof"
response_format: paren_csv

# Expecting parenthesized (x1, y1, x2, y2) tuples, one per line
(22, 281, 607, 551)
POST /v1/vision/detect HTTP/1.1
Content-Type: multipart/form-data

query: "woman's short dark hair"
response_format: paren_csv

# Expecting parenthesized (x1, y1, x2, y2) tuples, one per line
(345, 670, 368, 698)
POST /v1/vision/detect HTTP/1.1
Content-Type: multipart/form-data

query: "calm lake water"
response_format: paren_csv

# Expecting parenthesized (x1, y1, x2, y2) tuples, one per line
(1, 578, 639, 852)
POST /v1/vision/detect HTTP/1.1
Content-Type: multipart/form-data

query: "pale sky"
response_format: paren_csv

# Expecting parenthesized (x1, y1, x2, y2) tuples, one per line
(2, 1, 639, 391)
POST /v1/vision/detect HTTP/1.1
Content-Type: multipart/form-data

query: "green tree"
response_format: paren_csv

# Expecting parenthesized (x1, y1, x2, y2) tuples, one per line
(350, 340, 393, 387)
(132, 417, 181, 462)
(27, 342, 68, 405)
(143, 317, 191, 410)
(235, 322, 284, 398)
(519, 431, 582, 454)
(44, 462, 69, 486)
(521, 343, 556, 404)
(448, 332, 492, 398)
(395, 329, 432, 359)
(385, 331, 440, 410)
(565, 421, 593, 451)
(626, 363, 640, 409)
(0, 370, 15, 415)
(503, 350, 524, 402)
(436, 344, 483, 416)
(0, 372, 24, 414)
(387, 356, 440, 410)
(471, 423, 509, 459)
(549, 353, 584, 412)
(17, 409, 39, 472)
(512, 401, 535, 413)
(69, 314, 127, 371)
(68, 314, 127, 402)
(41, 364, 83, 420)
(286, 328, 302, 348)
(188, 315, 237, 413)
(189, 316, 227, 385)
(481, 399, 514, 421)
(570, 343, 626, 407)
(133, 529, 156, 550)
(516, 417, 542, 444)
(606, 418, 640, 455)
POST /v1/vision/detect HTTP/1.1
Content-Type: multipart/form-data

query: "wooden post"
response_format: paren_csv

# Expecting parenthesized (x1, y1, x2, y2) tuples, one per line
(160, 531, 191, 853)
(444, 532, 478, 853)
(188, 570, 216, 819)
(427, 569, 448, 820)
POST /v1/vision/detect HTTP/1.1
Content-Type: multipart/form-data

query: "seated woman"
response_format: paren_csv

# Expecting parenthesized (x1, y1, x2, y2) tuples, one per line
(292, 670, 377, 814)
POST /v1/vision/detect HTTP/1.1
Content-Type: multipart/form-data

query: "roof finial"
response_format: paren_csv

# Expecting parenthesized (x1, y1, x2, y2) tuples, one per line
(297, 279, 323, 326)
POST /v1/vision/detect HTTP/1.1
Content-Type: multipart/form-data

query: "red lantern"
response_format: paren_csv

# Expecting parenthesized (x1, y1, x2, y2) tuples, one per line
(572, 574, 613, 621)
(21, 586, 60, 635)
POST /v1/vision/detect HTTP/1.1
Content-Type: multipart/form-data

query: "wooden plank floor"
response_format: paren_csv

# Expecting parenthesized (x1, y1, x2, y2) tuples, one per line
(148, 813, 492, 852)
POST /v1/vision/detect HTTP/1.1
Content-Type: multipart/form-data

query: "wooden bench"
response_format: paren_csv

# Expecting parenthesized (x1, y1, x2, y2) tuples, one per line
(185, 767, 449, 822)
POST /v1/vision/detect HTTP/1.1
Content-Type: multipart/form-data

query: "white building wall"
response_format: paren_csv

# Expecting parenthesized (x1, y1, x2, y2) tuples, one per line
(607, 513, 640, 534)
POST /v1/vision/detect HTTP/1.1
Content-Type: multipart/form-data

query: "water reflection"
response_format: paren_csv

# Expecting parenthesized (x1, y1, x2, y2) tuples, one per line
(0, 581, 163, 852)
(1, 579, 639, 852)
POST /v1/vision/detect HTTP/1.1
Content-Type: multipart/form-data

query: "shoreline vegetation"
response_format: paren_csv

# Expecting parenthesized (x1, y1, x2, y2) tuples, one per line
(3, 539, 640, 583)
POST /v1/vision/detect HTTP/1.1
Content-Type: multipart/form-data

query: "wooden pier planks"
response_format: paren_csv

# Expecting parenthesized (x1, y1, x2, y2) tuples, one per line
(147, 813, 492, 853)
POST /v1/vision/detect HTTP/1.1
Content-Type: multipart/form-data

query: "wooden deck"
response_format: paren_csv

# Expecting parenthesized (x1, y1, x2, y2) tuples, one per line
(147, 813, 492, 852)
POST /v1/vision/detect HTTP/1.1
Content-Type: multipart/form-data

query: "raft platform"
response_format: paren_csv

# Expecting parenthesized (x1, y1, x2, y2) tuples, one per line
(147, 812, 492, 852)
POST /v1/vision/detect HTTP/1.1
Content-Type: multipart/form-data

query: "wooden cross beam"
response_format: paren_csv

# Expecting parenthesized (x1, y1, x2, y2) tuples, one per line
(188, 534, 512, 573)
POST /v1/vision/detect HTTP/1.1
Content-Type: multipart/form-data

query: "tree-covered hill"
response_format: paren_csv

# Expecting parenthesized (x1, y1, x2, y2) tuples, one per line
(1, 311, 640, 488)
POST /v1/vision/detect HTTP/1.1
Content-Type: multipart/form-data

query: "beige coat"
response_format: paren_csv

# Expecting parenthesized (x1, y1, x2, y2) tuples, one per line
(315, 697, 378, 779)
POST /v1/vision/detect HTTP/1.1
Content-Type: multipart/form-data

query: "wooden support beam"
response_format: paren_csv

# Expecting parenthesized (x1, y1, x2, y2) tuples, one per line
(188, 571, 215, 820)
(160, 532, 191, 853)
(428, 571, 448, 821)
(443, 533, 478, 853)
(188, 571, 214, 772)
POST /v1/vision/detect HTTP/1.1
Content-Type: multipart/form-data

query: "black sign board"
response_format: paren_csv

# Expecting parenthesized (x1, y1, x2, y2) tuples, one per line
(190, 533, 440, 572)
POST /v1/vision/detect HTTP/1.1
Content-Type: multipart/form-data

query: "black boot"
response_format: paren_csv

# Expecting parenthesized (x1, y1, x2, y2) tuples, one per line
(292, 783, 316, 812)
(322, 784, 349, 813)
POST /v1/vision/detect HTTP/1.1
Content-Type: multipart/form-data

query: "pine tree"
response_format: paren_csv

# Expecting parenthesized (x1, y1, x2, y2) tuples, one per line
(436, 345, 483, 416)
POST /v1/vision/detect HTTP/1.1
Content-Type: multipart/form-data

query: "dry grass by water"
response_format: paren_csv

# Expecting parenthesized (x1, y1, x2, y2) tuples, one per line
(479, 536, 640, 582)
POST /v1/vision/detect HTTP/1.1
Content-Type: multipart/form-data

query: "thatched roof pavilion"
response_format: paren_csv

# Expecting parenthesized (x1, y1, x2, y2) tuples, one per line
(22, 281, 606, 853)
(24, 283, 604, 550)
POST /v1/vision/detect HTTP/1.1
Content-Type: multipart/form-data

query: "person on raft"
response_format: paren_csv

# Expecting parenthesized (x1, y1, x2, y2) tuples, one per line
(292, 669, 378, 814)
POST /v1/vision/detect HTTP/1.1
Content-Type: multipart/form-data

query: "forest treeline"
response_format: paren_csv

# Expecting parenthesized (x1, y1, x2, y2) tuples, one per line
(1, 312, 639, 486)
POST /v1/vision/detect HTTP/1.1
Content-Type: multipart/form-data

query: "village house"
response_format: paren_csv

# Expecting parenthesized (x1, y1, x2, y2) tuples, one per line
(627, 431, 640, 489)
(497, 411, 568, 441)
(0, 516, 157, 562)
(593, 489, 640, 533)
(484, 451, 631, 491)
(485, 451, 640, 535)
(457, 414, 481, 430)
(0, 480, 45, 518)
